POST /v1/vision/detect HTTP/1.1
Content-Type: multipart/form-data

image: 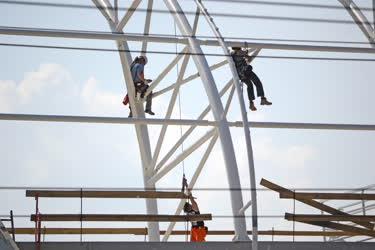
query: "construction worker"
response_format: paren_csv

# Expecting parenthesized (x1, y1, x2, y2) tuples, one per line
(183, 192, 208, 242)
(231, 47, 272, 111)
(125, 55, 155, 117)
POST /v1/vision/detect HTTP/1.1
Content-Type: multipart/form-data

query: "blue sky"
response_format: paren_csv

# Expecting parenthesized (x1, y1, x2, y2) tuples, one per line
(1, 0, 375, 242)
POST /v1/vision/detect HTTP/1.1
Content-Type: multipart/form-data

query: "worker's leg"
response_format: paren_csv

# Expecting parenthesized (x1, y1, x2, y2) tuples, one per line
(196, 228, 207, 242)
(243, 79, 257, 111)
(243, 80, 255, 101)
(248, 71, 265, 98)
(145, 92, 155, 115)
(190, 228, 198, 242)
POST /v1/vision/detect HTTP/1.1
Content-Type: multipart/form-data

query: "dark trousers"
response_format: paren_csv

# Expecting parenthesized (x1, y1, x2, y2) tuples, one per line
(242, 68, 265, 101)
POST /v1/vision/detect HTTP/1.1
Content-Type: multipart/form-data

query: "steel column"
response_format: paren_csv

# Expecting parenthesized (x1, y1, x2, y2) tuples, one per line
(163, 0, 249, 241)
(92, 0, 160, 241)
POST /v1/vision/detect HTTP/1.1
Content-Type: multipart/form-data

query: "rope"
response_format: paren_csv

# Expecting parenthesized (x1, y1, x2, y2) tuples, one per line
(174, 19, 189, 243)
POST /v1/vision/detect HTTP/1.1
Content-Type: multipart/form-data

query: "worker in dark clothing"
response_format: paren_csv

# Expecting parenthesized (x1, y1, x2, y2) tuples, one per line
(183, 191, 208, 242)
(231, 47, 272, 111)
(124, 56, 155, 117)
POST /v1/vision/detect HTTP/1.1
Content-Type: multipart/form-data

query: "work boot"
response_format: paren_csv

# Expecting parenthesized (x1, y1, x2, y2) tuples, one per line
(260, 97, 272, 106)
(249, 101, 257, 111)
(145, 109, 155, 116)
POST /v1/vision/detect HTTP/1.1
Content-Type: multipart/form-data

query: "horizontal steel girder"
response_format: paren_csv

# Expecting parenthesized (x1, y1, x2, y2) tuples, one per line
(1, 113, 375, 131)
(1, 26, 375, 54)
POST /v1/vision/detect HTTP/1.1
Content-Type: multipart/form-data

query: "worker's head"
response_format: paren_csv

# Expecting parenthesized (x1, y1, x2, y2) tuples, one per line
(139, 55, 148, 65)
(232, 47, 242, 51)
(183, 202, 193, 213)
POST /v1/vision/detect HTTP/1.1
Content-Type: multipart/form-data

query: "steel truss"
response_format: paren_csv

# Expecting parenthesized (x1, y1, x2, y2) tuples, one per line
(1, 0, 375, 246)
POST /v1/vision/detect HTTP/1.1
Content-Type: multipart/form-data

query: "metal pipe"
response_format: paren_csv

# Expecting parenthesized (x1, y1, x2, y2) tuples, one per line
(116, 0, 142, 31)
(2, 26, 375, 53)
(141, 0, 154, 55)
(150, 55, 190, 171)
(4, 113, 375, 131)
(162, 134, 219, 241)
(164, 0, 249, 241)
(149, 129, 216, 184)
(338, 0, 375, 47)
(153, 60, 228, 98)
(94, 0, 160, 240)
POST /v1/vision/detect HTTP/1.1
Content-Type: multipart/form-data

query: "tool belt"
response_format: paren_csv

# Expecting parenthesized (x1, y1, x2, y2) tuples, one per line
(134, 81, 149, 98)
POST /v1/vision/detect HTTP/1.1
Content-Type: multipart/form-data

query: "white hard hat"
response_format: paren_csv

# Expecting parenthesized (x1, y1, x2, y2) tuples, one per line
(139, 55, 148, 65)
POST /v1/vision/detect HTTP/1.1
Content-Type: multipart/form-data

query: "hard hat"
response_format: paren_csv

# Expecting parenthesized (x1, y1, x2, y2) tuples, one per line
(139, 55, 148, 65)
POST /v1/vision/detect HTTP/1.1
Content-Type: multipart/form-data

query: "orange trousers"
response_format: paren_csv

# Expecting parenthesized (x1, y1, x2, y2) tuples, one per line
(190, 227, 207, 242)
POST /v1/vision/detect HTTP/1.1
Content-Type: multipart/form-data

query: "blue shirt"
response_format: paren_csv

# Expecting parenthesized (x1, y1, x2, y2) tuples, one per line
(131, 63, 144, 83)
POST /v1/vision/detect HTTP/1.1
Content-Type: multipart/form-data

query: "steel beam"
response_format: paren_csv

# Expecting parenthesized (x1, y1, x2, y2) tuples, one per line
(25, 190, 188, 199)
(164, 0, 248, 241)
(338, 0, 375, 47)
(153, 60, 228, 98)
(30, 214, 212, 222)
(163, 84, 233, 241)
(195, 0, 258, 245)
(9, 228, 363, 237)
(3, 114, 375, 131)
(149, 129, 216, 184)
(141, 0, 154, 55)
(116, 0, 142, 31)
(92, 0, 160, 241)
(2, 27, 375, 54)
(150, 54, 190, 171)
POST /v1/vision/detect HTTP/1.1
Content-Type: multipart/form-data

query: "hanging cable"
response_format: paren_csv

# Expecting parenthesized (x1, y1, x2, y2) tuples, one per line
(174, 19, 189, 243)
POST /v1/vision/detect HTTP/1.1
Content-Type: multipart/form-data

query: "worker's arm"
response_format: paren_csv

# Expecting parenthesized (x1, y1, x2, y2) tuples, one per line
(188, 192, 199, 212)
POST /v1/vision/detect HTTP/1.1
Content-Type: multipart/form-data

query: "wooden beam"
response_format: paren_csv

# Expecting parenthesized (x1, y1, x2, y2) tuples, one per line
(30, 214, 212, 222)
(7, 228, 361, 237)
(285, 219, 375, 238)
(260, 178, 375, 230)
(26, 190, 188, 199)
(280, 192, 375, 200)
(285, 213, 375, 222)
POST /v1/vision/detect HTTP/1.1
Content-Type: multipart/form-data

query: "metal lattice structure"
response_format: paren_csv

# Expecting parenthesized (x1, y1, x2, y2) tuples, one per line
(1, 0, 375, 248)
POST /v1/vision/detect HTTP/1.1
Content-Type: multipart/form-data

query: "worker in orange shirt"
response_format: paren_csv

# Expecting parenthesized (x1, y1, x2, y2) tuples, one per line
(183, 191, 208, 242)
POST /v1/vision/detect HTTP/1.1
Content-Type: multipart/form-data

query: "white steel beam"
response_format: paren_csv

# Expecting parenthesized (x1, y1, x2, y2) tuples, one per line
(92, 0, 160, 241)
(195, 0, 254, 243)
(153, 60, 228, 98)
(116, 0, 142, 31)
(141, 0, 154, 55)
(162, 82, 234, 242)
(144, 46, 187, 98)
(3, 114, 375, 131)
(163, 0, 248, 240)
(148, 129, 216, 184)
(92, 0, 116, 24)
(338, 0, 375, 47)
(162, 134, 219, 241)
(2, 27, 375, 54)
(150, 54, 190, 171)
(114, 0, 119, 24)
(154, 79, 233, 172)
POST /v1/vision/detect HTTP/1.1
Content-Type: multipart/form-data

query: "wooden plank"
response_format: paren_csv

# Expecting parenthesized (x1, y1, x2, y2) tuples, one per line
(26, 190, 188, 199)
(280, 192, 375, 200)
(260, 178, 375, 230)
(30, 214, 212, 222)
(286, 219, 375, 238)
(7, 228, 360, 236)
(285, 213, 375, 222)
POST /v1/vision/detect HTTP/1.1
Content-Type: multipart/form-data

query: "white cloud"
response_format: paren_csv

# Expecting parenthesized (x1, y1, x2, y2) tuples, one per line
(255, 137, 316, 169)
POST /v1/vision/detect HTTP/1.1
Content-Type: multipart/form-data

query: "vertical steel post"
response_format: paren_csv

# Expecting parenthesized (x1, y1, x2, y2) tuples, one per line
(163, 0, 249, 241)
(92, 0, 160, 241)
(194, 0, 258, 246)
(10, 210, 15, 242)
